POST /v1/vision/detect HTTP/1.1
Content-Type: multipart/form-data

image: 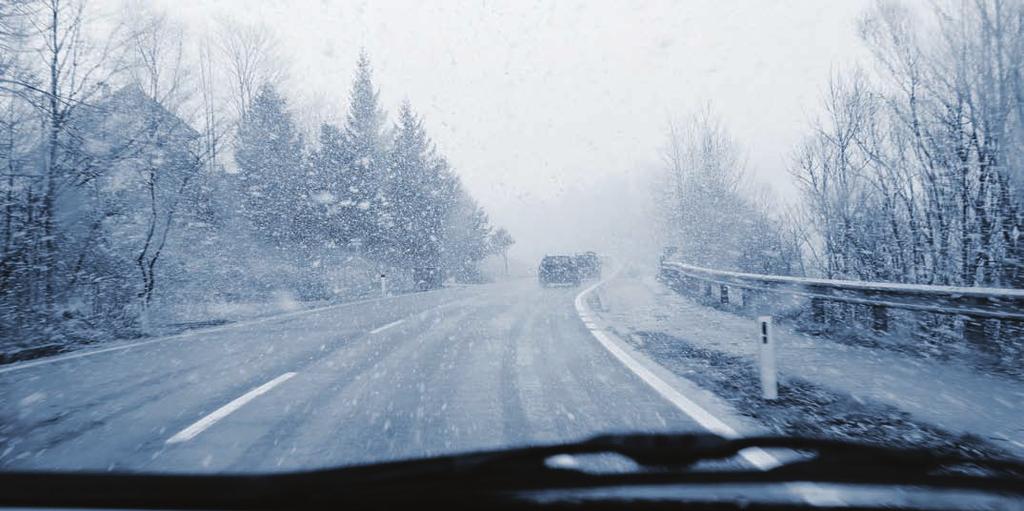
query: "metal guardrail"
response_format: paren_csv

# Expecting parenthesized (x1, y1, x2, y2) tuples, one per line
(659, 261, 1024, 325)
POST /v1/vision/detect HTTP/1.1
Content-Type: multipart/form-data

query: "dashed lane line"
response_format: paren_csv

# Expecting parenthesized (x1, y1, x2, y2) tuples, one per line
(165, 372, 297, 444)
(369, 319, 405, 335)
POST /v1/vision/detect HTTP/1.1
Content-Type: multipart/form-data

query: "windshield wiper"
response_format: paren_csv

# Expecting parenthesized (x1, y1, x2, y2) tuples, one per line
(2, 433, 1022, 510)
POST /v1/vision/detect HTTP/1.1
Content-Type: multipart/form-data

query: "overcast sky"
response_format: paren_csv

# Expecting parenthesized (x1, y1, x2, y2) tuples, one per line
(143, 0, 873, 262)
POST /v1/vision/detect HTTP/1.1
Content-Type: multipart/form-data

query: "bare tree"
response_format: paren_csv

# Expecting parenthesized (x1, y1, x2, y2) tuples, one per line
(197, 35, 223, 174)
(215, 19, 285, 124)
(791, 0, 1024, 360)
(852, 0, 1024, 287)
(489, 228, 515, 276)
(657, 106, 749, 269)
(124, 9, 197, 311)
(4, 0, 130, 314)
(792, 70, 877, 279)
(656, 105, 801, 275)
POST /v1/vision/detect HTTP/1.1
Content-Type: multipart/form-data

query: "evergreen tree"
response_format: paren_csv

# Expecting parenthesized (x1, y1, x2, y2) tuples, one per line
(310, 123, 350, 246)
(341, 51, 388, 254)
(235, 84, 306, 246)
(385, 101, 451, 267)
(442, 186, 492, 282)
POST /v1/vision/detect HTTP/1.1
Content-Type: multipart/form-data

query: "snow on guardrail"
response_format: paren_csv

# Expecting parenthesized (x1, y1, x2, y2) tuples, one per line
(660, 261, 1024, 322)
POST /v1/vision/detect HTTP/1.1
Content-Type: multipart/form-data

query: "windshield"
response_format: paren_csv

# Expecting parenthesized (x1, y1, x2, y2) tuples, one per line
(1, 0, 1022, 506)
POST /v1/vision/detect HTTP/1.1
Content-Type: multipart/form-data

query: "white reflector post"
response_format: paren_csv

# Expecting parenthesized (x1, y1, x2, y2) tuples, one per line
(380, 274, 388, 297)
(757, 316, 778, 400)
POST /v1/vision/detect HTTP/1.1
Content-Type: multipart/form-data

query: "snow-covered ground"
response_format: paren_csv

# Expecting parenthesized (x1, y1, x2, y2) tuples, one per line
(1, 287, 395, 365)
(150, 293, 329, 332)
(592, 272, 1024, 458)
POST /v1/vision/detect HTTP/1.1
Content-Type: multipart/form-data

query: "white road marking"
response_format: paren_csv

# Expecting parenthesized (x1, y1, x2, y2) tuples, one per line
(369, 319, 405, 335)
(573, 277, 779, 470)
(0, 286, 472, 375)
(165, 372, 297, 444)
(574, 273, 847, 506)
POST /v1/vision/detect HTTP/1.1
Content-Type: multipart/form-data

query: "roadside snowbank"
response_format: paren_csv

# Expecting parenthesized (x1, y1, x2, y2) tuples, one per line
(593, 274, 1024, 458)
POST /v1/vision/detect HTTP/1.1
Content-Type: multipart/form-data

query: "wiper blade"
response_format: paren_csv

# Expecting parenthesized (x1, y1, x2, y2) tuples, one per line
(431, 433, 1024, 478)
(724, 435, 1024, 478)
(2, 433, 1022, 510)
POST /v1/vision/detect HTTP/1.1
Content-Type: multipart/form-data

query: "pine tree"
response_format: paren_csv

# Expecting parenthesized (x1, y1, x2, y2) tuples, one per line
(385, 101, 450, 267)
(341, 51, 388, 254)
(442, 187, 492, 282)
(310, 123, 350, 246)
(235, 84, 306, 246)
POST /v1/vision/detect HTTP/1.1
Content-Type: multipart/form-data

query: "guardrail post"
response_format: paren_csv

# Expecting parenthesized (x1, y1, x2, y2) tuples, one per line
(964, 318, 988, 352)
(811, 298, 826, 324)
(871, 305, 888, 332)
(704, 283, 712, 298)
(741, 289, 749, 308)
(758, 316, 778, 400)
(720, 285, 729, 304)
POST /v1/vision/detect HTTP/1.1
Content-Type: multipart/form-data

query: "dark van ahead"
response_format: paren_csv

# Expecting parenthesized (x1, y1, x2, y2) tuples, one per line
(538, 255, 580, 287)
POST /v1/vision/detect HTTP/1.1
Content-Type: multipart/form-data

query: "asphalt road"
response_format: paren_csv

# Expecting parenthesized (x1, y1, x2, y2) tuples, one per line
(0, 278, 708, 473)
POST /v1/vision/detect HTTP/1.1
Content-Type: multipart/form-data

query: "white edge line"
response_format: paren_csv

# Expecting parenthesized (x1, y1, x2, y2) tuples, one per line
(575, 273, 848, 506)
(0, 286, 476, 375)
(573, 277, 780, 471)
(369, 319, 405, 335)
(166, 372, 297, 444)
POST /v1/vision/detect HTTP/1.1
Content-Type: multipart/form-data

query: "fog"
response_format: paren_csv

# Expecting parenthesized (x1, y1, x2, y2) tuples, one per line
(4, 0, 1024, 489)
(144, 0, 871, 263)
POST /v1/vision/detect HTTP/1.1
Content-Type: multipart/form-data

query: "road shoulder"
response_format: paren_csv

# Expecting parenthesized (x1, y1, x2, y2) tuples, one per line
(590, 272, 1024, 460)
(574, 274, 783, 470)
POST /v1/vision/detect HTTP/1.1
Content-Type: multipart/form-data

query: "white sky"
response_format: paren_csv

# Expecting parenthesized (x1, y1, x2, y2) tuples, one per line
(142, 0, 873, 262)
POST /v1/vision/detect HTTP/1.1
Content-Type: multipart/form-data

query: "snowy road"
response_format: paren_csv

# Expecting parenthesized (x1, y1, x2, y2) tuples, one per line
(0, 279, 710, 472)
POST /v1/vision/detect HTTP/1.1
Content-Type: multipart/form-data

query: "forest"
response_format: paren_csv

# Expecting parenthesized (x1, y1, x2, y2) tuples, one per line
(654, 0, 1023, 366)
(0, 0, 507, 355)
